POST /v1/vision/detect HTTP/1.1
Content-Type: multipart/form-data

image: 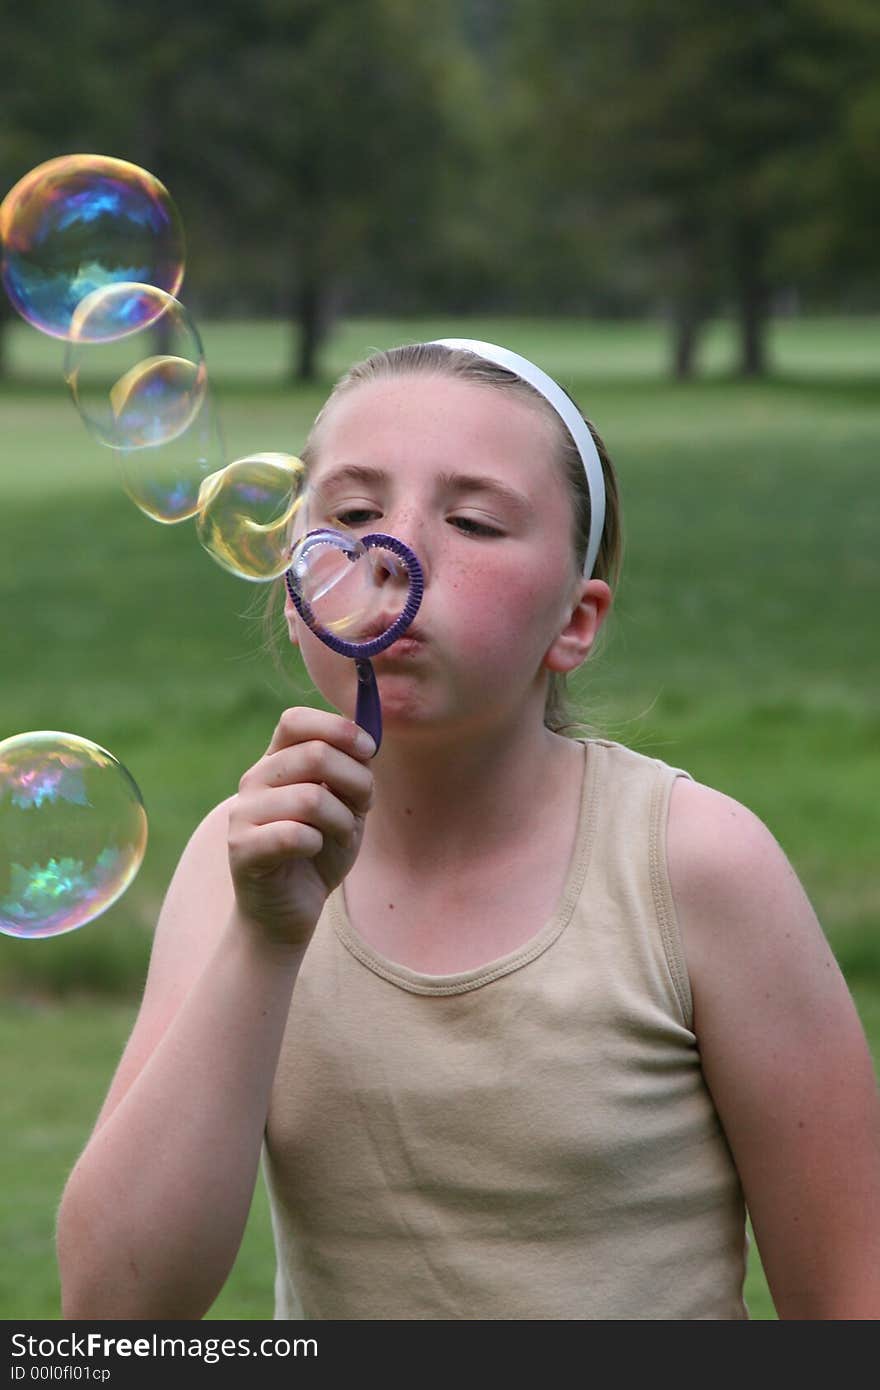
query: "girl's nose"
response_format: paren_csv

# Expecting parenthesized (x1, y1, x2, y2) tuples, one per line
(369, 547, 409, 589)
(377, 509, 430, 587)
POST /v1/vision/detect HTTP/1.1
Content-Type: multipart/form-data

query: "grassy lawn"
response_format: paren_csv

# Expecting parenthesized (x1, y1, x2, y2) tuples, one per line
(1, 314, 878, 1320)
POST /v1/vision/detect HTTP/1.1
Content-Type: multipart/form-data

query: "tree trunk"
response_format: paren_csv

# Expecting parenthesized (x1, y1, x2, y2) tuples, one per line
(671, 302, 703, 380)
(292, 275, 327, 383)
(667, 217, 712, 380)
(733, 220, 770, 378)
(153, 312, 175, 359)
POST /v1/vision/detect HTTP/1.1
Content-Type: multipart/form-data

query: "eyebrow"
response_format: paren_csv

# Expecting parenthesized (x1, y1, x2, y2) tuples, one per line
(311, 464, 532, 519)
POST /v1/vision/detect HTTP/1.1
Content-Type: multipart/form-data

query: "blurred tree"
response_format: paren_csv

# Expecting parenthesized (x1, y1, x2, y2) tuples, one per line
(504, 0, 880, 377)
(158, 0, 486, 381)
(0, 0, 199, 372)
(4, 2, 878, 382)
(0, 0, 115, 377)
(1, 1, 488, 382)
(766, 0, 880, 310)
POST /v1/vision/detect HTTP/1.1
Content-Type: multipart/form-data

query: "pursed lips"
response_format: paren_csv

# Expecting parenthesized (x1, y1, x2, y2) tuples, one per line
(362, 617, 426, 645)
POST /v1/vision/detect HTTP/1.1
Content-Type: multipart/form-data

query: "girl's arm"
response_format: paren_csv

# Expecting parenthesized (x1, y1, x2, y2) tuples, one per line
(56, 710, 374, 1320)
(668, 778, 880, 1320)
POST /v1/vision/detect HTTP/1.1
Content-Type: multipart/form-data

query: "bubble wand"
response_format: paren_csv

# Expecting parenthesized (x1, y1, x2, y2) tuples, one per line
(286, 529, 424, 753)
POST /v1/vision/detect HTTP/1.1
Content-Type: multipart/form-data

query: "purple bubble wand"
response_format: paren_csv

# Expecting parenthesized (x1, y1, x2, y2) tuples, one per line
(285, 529, 424, 752)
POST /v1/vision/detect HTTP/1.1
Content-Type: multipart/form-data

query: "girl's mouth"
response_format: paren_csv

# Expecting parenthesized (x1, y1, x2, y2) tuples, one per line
(359, 616, 425, 644)
(374, 629, 425, 658)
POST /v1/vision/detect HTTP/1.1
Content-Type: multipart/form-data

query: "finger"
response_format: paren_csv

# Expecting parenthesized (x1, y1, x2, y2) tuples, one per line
(266, 707, 376, 762)
(235, 782, 359, 846)
(255, 740, 374, 816)
(229, 818, 325, 872)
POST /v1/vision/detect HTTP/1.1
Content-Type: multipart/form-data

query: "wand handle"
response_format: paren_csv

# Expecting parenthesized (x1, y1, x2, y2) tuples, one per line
(354, 659, 382, 753)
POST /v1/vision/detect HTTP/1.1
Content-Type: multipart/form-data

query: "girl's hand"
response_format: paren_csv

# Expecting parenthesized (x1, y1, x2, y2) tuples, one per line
(228, 708, 375, 949)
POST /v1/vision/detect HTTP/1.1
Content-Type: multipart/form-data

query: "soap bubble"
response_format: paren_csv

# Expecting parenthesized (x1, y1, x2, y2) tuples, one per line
(197, 453, 306, 580)
(288, 529, 412, 642)
(0, 154, 184, 341)
(64, 282, 207, 451)
(116, 386, 225, 524)
(0, 731, 148, 940)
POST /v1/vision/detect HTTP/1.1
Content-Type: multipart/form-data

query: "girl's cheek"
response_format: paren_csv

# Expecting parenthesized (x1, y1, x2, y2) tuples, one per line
(450, 562, 569, 672)
(455, 559, 555, 626)
(296, 627, 353, 704)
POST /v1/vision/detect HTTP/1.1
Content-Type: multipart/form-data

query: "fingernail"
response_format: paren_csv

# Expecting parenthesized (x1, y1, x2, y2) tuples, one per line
(356, 731, 377, 757)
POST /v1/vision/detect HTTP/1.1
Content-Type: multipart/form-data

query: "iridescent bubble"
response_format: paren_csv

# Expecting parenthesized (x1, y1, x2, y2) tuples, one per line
(64, 282, 207, 451)
(116, 386, 225, 524)
(288, 529, 411, 641)
(197, 453, 306, 580)
(0, 731, 148, 940)
(0, 154, 184, 341)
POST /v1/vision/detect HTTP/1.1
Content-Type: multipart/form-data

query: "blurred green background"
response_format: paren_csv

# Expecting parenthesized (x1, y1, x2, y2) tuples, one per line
(2, 0, 879, 1324)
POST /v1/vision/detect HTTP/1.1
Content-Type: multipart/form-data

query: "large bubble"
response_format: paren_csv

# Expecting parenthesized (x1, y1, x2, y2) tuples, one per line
(197, 453, 306, 580)
(0, 731, 148, 940)
(0, 154, 185, 341)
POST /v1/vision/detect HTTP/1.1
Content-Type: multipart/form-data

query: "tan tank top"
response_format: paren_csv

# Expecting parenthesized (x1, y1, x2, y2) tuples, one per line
(263, 738, 749, 1320)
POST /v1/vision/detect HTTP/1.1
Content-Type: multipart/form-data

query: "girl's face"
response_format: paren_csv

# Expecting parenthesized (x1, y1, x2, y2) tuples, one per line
(286, 373, 609, 742)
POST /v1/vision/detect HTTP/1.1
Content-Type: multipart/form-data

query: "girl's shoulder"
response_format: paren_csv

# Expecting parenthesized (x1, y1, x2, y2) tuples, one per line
(663, 768, 843, 1046)
(579, 732, 691, 764)
(575, 733, 695, 788)
(665, 773, 785, 930)
(579, 734, 817, 995)
(165, 795, 237, 917)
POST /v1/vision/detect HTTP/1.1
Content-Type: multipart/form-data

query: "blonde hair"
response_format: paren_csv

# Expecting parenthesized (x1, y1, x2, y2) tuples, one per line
(269, 342, 624, 735)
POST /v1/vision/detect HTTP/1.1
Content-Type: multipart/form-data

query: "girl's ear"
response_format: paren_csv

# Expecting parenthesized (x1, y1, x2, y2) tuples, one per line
(543, 579, 612, 674)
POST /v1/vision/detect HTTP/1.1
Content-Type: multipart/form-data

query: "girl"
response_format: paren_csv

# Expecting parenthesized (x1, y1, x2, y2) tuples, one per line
(57, 340, 880, 1320)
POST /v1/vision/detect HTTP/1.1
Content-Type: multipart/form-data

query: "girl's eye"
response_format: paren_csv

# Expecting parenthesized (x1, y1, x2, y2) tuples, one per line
(450, 516, 504, 538)
(333, 508, 378, 528)
(331, 509, 503, 538)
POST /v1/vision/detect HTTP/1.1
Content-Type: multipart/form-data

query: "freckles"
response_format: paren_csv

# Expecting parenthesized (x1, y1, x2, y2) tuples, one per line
(440, 545, 570, 667)
(452, 568, 504, 623)
(455, 582, 535, 659)
(496, 570, 551, 619)
(459, 566, 567, 673)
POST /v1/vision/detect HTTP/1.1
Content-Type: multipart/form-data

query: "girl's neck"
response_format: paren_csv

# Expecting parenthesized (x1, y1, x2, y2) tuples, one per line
(361, 718, 582, 873)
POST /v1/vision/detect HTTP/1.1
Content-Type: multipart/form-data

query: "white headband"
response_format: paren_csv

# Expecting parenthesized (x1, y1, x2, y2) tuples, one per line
(431, 338, 606, 579)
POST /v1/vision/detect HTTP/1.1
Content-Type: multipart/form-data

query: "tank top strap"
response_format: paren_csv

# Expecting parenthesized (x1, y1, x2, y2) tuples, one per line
(579, 737, 695, 1028)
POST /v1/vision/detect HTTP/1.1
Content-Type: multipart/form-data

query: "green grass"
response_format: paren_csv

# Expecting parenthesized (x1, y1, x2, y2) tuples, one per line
(0, 998, 277, 1320)
(1, 314, 878, 1320)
